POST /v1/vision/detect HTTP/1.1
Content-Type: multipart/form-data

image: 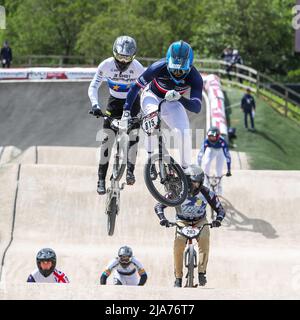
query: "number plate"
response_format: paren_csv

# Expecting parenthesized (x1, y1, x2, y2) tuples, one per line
(142, 112, 159, 134)
(181, 226, 200, 238)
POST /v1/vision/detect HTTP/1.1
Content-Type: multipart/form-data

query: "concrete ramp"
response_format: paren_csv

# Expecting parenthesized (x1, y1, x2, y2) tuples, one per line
(0, 148, 299, 299)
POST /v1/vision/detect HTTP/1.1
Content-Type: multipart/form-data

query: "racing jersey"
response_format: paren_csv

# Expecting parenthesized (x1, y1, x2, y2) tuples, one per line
(102, 257, 146, 278)
(124, 58, 203, 113)
(155, 186, 225, 222)
(198, 136, 231, 171)
(88, 57, 145, 106)
(27, 268, 69, 283)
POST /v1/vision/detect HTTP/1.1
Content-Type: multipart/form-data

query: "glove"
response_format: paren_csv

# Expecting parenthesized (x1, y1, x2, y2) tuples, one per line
(120, 110, 131, 131)
(226, 171, 232, 177)
(90, 104, 103, 117)
(165, 90, 181, 102)
(160, 218, 170, 228)
(211, 219, 222, 228)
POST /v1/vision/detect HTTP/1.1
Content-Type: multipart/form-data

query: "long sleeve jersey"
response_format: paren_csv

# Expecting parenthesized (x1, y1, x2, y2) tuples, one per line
(155, 186, 225, 222)
(88, 57, 145, 107)
(123, 58, 203, 113)
(198, 136, 231, 172)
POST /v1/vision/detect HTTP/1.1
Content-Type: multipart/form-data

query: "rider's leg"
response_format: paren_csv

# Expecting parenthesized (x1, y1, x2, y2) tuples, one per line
(173, 220, 188, 281)
(196, 217, 210, 285)
(126, 97, 141, 185)
(202, 148, 214, 188)
(160, 101, 191, 169)
(140, 89, 160, 179)
(97, 96, 124, 193)
(216, 150, 225, 196)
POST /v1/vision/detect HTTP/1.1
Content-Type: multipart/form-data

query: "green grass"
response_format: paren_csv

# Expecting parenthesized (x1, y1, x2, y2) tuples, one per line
(224, 87, 300, 170)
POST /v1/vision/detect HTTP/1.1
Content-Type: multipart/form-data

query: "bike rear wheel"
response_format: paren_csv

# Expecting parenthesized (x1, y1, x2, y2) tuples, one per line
(144, 154, 188, 207)
(106, 197, 118, 236)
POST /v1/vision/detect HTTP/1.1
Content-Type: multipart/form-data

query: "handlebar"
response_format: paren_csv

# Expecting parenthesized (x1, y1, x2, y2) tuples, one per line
(168, 222, 213, 229)
(205, 174, 226, 181)
(89, 110, 142, 130)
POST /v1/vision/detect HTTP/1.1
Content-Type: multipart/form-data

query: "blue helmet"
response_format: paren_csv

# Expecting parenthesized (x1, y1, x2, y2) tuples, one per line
(166, 40, 194, 84)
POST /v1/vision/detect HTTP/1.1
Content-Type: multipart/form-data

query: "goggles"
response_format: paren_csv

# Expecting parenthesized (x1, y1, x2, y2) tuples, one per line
(115, 53, 135, 63)
(169, 68, 189, 78)
(119, 255, 131, 264)
(208, 135, 218, 141)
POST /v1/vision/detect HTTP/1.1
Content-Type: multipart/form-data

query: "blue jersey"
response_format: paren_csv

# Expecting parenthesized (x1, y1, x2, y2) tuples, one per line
(155, 186, 225, 222)
(198, 136, 231, 171)
(124, 58, 203, 113)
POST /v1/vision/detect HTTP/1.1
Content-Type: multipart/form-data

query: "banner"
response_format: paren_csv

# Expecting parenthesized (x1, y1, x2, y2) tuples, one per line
(203, 74, 228, 136)
(0, 68, 97, 80)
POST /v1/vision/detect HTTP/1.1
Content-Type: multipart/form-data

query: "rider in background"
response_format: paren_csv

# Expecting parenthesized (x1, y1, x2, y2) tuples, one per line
(100, 246, 147, 286)
(122, 40, 203, 173)
(27, 248, 69, 283)
(155, 165, 225, 287)
(88, 36, 145, 195)
(197, 126, 231, 195)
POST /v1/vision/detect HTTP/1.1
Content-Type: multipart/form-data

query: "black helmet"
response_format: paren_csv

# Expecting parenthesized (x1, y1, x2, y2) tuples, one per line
(185, 165, 204, 196)
(113, 36, 137, 72)
(207, 126, 221, 144)
(36, 248, 56, 277)
(118, 246, 133, 267)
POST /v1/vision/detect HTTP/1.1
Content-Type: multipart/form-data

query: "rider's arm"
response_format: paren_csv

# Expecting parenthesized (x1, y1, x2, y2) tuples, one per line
(133, 258, 148, 286)
(100, 259, 118, 285)
(123, 59, 166, 111)
(88, 60, 107, 107)
(154, 202, 168, 220)
(178, 67, 203, 113)
(200, 186, 226, 221)
(197, 140, 208, 165)
(221, 139, 231, 172)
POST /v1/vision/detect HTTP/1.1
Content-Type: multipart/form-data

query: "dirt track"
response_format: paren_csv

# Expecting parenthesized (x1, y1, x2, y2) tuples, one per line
(1, 81, 299, 299)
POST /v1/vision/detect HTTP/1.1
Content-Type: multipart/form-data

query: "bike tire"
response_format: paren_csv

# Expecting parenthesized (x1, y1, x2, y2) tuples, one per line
(112, 135, 127, 182)
(144, 154, 188, 207)
(187, 246, 195, 287)
(106, 197, 118, 236)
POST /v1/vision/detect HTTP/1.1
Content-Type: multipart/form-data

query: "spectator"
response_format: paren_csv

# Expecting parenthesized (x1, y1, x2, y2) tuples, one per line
(241, 88, 256, 131)
(220, 46, 233, 80)
(0, 40, 12, 68)
(230, 49, 244, 83)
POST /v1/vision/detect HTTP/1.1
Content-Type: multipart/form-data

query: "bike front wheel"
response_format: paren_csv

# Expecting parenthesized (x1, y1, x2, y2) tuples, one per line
(112, 134, 128, 181)
(144, 154, 188, 207)
(185, 246, 196, 287)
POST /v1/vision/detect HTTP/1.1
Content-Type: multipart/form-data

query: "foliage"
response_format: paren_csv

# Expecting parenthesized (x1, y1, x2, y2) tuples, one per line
(0, 0, 299, 74)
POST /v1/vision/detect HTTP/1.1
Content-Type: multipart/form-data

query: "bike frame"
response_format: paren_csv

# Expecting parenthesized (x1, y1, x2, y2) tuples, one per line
(170, 222, 212, 287)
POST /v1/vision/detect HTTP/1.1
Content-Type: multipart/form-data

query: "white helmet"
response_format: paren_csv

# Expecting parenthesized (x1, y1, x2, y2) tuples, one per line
(113, 36, 137, 72)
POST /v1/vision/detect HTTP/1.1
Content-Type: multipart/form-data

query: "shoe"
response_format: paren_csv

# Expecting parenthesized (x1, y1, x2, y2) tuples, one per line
(198, 272, 207, 286)
(126, 170, 135, 185)
(97, 179, 106, 195)
(174, 278, 182, 288)
(150, 164, 158, 180)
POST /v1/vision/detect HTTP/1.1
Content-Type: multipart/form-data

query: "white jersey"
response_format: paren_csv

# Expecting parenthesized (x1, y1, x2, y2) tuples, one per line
(88, 57, 145, 106)
(103, 257, 146, 286)
(27, 268, 69, 283)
